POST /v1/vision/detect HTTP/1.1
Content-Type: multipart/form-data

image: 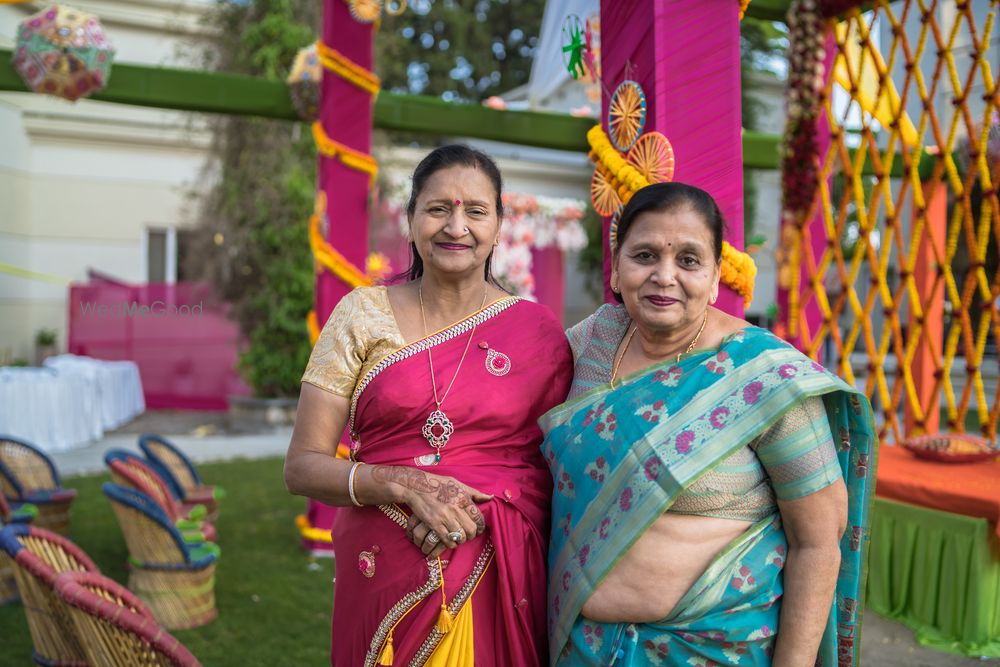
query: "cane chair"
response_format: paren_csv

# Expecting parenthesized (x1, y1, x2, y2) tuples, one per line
(102, 483, 219, 630)
(0, 524, 100, 666)
(0, 436, 78, 535)
(138, 435, 224, 522)
(104, 450, 216, 543)
(0, 493, 37, 604)
(55, 570, 203, 667)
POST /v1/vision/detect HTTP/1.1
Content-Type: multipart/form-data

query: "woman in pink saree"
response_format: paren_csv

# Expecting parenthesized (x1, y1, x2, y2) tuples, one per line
(285, 145, 573, 666)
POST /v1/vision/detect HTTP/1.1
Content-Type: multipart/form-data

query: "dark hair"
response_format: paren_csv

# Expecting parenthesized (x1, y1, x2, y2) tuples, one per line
(612, 182, 727, 303)
(397, 144, 504, 283)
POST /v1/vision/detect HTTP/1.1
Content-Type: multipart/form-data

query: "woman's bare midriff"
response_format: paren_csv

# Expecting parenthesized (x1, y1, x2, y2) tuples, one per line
(580, 513, 753, 623)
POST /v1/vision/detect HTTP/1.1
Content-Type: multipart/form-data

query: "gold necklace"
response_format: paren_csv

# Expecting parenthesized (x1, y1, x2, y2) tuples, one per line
(610, 310, 709, 389)
(418, 283, 489, 464)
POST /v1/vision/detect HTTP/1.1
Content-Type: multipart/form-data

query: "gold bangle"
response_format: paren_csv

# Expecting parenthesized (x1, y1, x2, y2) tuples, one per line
(348, 462, 365, 507)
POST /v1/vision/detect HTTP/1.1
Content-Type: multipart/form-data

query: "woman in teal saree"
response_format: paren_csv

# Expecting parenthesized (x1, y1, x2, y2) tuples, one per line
(541, 183, 877, 666)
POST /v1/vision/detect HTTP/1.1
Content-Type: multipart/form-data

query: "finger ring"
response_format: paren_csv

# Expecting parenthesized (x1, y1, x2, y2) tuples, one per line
(426, 531, 440, 545)
(447, 531, 464, 543)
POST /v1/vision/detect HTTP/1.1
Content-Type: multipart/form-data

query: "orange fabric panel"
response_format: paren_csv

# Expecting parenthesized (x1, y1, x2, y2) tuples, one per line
(876, 445, 1000, 541)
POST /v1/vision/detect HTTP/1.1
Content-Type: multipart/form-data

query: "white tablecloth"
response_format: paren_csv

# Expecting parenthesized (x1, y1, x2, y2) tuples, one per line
(0, 356, 145, 452)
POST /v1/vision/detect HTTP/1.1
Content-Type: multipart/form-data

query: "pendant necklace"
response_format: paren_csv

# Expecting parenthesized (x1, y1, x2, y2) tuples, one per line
(419, 282, 489, 463)
(610, 310, 709, 389)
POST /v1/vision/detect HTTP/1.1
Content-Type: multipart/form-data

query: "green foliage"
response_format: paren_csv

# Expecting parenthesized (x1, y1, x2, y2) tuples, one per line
(375, 0, 544, 101)
(0, 458, 333, 666)
(186, 0, 319, 398)
(35, 328, 57, 346)
(741, 18, 787, 236)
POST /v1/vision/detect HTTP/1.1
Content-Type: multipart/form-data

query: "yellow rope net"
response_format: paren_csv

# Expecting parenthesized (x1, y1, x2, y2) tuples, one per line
(786, 0, 1000, 442)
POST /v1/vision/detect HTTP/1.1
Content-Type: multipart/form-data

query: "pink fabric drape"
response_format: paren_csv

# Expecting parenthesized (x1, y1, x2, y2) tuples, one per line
(329, 300, 572, 666)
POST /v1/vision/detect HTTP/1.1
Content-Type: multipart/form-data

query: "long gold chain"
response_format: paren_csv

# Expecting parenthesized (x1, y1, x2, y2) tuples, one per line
(419, 283, 488, 408)
(610, 310, 709, 389)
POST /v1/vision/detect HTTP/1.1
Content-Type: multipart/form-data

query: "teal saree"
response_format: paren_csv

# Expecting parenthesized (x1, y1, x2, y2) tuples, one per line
(540, 317, 877, 666)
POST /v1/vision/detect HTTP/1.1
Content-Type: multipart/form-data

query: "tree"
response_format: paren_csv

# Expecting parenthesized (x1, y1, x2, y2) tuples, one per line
(375, 0, 545, 101)
(185, 0, 319, 398)
(741, 17, 787, 234)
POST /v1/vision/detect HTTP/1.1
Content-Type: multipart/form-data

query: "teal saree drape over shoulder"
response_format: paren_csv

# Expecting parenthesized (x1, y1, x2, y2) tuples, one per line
(540, 316, 877, 666)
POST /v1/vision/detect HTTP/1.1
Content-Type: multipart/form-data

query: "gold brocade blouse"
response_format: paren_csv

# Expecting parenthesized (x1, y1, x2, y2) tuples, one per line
(301, 286, 405, 398)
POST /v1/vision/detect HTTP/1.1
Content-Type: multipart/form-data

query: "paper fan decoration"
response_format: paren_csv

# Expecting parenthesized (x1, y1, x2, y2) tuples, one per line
(561, 14, 587, 80)
(286, 43, 321, 122)
(627, 132, 675, 184)
(608, 206, 623, 252)
(13, 5, 115, 102)
(608, 80, 647, 152)
(348, 0, 382, 23)
(590, 167, 621, 217)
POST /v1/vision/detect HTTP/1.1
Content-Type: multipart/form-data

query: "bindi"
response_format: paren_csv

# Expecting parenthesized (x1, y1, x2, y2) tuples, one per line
(454, 199, 462, 207)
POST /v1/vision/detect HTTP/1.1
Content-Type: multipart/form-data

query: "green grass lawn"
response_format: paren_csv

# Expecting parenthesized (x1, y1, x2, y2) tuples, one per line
(0, 456, 334, 666)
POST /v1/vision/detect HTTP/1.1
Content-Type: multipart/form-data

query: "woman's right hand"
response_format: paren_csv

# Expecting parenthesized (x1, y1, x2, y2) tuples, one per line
(370, 466, 492, 551)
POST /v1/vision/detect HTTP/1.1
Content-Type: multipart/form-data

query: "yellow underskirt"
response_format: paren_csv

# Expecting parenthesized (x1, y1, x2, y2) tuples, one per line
(425, 597, 475, 666)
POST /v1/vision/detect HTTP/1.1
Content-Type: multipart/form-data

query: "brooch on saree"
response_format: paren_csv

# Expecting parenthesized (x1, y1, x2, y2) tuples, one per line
(359, 545, 381, 578)
(479, 341, 511, 377)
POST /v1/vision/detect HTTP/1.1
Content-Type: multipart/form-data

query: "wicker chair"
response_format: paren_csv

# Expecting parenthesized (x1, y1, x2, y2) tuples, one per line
(104, 450, 217, 543)
(0, 524, 100, 666)
(0, 436, 78, 535)
(0, 493, 37, 605)
(138, 434, 224, 522)
(55, 570, 203, 667)
(102, 483, 219, 630)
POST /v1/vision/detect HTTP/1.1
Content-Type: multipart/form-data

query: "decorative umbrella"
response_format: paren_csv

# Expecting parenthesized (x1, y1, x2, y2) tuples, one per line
(13, 5, 114, 102)
(286, 43, 320, 122)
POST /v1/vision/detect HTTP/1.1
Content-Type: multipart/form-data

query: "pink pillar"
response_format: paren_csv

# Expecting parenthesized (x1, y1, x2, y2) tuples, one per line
(600, 0, 744, 317)
(316, 0, 373, 322)
(531, 247, 565, 321)
(305, 0, 375, 555)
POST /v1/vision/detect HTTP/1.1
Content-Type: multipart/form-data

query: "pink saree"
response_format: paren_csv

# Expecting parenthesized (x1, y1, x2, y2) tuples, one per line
(329, 297, 572, 666)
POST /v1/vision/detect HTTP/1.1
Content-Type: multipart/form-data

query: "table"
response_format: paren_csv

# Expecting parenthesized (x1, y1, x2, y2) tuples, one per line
(0, 356, 144, 451)
(867, 445, 1000, 658)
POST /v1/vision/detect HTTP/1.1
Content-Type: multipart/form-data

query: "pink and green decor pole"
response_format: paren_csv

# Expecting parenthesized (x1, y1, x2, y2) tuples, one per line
(305, 0, 375, 555)
(600, 0, 745, 317)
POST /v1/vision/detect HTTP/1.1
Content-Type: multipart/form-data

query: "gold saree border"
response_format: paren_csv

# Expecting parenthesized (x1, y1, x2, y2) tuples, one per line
(363, 559, 442, 667)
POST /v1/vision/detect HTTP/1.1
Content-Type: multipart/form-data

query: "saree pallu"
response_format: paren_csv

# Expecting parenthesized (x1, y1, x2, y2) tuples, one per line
(540, 327, 878, 666)
(331, 297, 573, 667)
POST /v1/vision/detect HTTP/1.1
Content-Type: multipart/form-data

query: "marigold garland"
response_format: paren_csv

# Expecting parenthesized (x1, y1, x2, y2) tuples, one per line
(315, 40, 381, 97)
(721, 242, 757, 308)
(780, 0, 827, 335)
(295, 514, 333, 543)
(308, 192, 373, 289)
(587, 124, 756, 307)
(312, 121, 378, 185)
(739, 0, 752, 20)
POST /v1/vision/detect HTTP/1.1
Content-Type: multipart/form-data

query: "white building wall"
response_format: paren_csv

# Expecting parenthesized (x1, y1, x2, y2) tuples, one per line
(0, 0, 213, 362)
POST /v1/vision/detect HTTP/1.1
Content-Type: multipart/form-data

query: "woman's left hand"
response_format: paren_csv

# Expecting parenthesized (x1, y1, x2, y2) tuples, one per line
(406, 515, 451, 558)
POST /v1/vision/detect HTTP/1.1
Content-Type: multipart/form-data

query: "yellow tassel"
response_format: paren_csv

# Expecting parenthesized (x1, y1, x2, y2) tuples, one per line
(436, 604, 453, 634)
(378, 631, 394, 665)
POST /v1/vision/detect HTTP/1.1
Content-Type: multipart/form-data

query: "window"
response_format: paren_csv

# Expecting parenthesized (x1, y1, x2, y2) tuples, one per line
(145, 228, 195, 283)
